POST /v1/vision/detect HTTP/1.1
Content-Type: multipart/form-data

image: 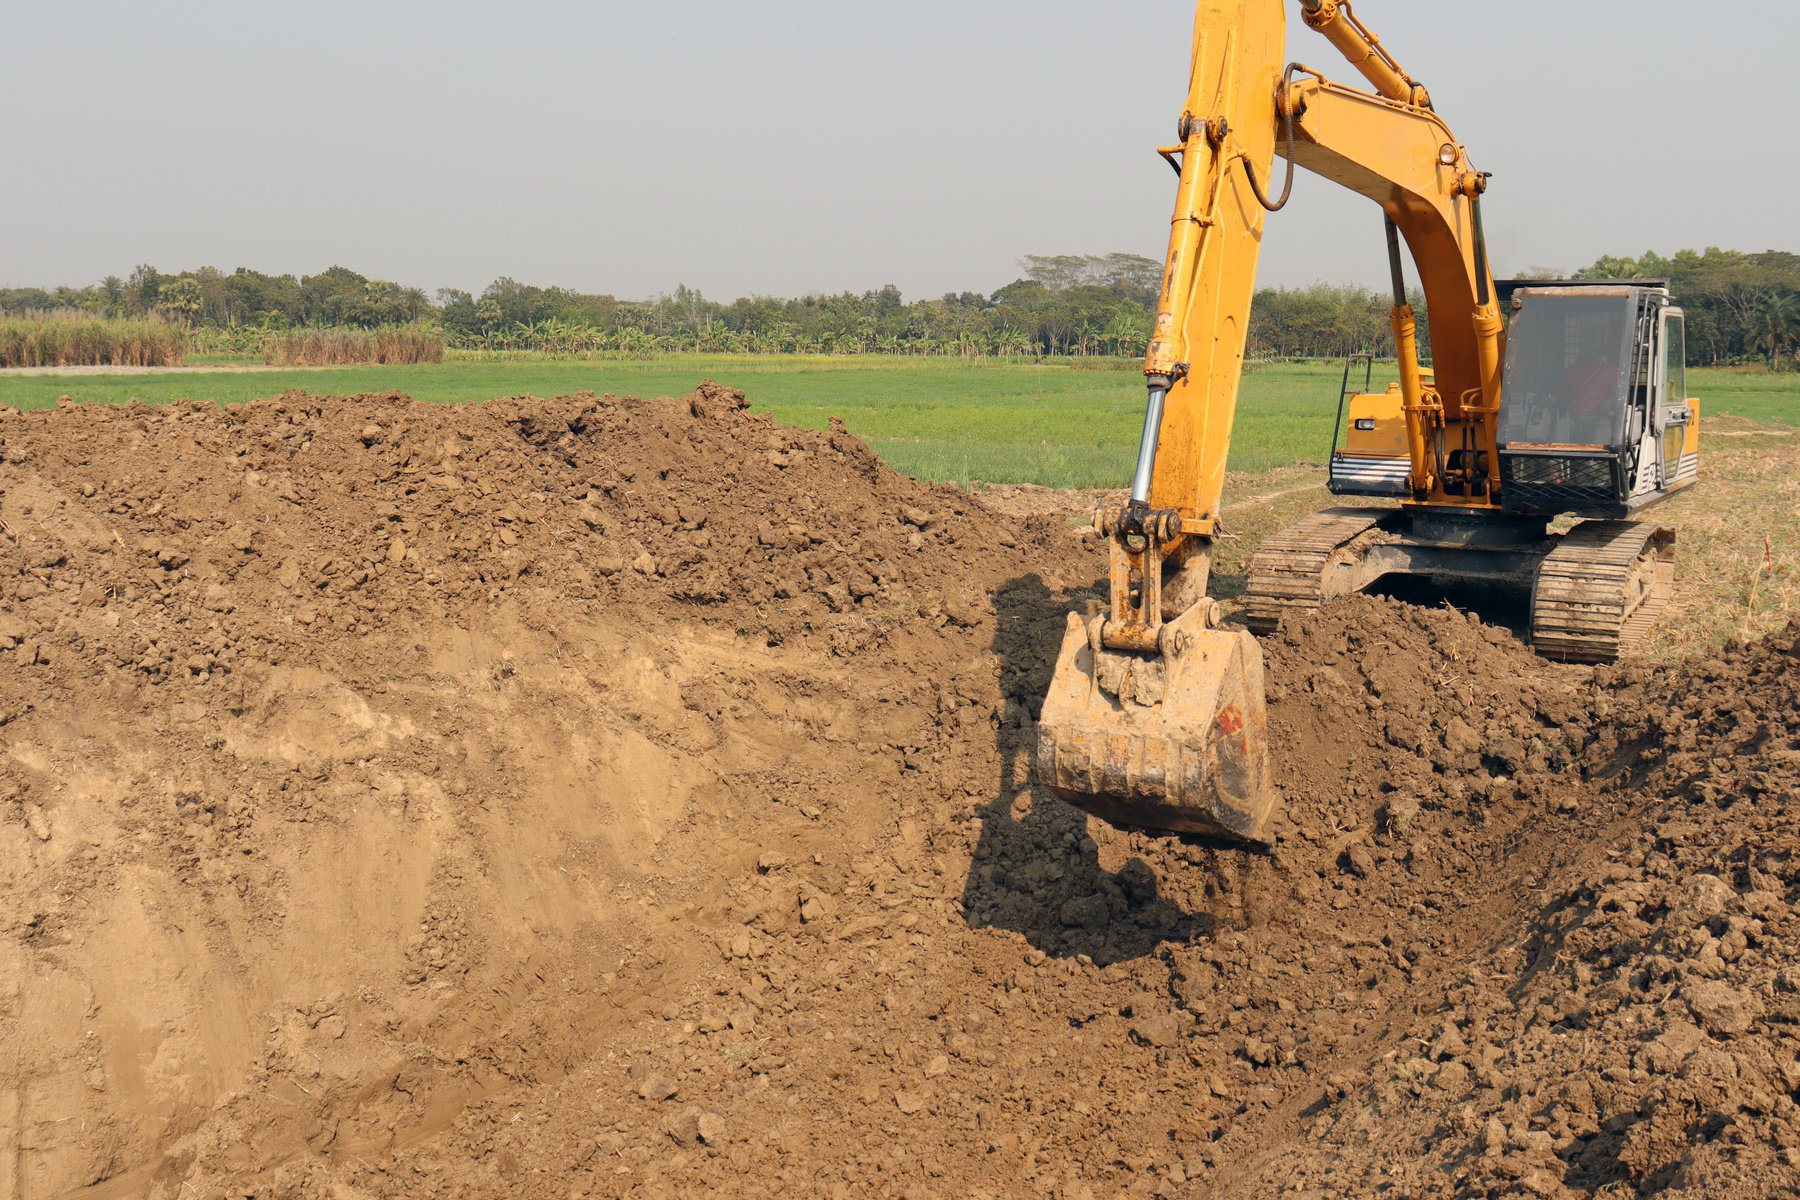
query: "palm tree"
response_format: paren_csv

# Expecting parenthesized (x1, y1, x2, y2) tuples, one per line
(98, 275, 125, 317)
(1103, 310, 1147, 358)
(1752, 295, 1796, 372)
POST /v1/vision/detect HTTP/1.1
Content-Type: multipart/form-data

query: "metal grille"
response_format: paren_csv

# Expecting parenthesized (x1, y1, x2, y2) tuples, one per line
(1501, 453, 1618, 510)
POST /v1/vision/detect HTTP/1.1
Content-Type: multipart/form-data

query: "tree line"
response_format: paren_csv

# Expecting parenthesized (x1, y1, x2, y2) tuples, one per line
(2, 247, 1793, 366)
(1564, 248, 1799, 369)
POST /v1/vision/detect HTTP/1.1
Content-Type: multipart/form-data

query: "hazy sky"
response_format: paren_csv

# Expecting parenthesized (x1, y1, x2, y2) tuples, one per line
(8, 0, 1796, 302)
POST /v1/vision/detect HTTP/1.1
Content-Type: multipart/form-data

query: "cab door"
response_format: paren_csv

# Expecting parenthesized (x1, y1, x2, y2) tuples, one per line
(1658, 310, 1690, 490)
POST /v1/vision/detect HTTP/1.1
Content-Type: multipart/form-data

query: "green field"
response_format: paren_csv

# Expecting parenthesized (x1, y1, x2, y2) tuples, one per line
(0, 357, 1793, 489)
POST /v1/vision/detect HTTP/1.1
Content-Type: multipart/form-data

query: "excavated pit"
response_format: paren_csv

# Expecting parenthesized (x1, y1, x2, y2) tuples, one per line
(1, 387, 1795, 1199)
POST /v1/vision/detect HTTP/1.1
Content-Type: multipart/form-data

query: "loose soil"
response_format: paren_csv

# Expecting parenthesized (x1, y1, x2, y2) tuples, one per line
(1, 387, 1795, 1199)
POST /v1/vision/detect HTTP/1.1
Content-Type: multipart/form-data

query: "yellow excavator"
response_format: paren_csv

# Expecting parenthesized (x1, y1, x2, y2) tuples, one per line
(1035, 0, 1700, 844)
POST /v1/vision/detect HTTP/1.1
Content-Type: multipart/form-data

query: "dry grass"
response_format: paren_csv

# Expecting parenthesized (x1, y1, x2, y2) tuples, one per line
(263, 325, 444, 367)
(0, 312, 186, 368)
(1644, 416, 1800, 660)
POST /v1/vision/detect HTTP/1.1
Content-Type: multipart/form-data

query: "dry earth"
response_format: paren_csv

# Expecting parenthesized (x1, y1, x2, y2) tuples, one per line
(1, 387, 1796, 1199)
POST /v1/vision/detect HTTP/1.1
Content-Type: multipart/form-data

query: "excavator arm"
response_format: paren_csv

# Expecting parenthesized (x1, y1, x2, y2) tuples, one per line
(1037, 0, 1504, 843)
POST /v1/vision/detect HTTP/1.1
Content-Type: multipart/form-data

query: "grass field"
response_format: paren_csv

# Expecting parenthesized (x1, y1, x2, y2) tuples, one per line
(0, 357, 1352, 486)
(0, 357, 1793, 489)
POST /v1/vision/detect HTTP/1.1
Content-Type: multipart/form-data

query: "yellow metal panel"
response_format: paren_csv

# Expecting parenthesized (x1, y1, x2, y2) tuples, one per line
(1344, 388, 1408, 457)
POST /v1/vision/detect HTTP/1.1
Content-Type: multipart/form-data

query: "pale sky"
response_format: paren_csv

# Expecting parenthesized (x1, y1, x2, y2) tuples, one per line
(7, 0, 1796, 301)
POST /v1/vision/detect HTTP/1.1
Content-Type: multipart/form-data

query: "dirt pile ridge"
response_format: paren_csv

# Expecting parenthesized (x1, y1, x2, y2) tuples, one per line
(0, 385, 1073, 1197)
(2, 387, 1796, 1199)
(1214, 609, 1800, 1199)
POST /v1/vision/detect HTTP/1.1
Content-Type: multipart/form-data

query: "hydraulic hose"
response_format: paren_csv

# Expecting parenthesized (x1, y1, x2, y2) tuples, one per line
(1243, 64, 1303, 213)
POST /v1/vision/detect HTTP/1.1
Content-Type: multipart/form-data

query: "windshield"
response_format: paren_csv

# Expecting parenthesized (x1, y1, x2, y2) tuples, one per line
(1499, 293, 1635, 448)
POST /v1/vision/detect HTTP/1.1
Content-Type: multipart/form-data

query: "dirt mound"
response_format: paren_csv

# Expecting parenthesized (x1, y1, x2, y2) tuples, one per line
(2, 389, 1795, 1199)
(0, 386, 1074, 1196)
(0, 384, 1013, 675)
(1443, 627, 1800, 1198)
(1203, 610, 1800, 1199)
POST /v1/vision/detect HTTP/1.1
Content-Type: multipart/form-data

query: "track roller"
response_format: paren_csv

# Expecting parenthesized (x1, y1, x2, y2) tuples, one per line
(1530, 521, 1675, 663)
(1242, 506, 1396, 633)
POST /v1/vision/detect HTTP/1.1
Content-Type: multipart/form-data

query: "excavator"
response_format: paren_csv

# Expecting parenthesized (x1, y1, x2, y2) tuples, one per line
(1035, 0, 1701, 845)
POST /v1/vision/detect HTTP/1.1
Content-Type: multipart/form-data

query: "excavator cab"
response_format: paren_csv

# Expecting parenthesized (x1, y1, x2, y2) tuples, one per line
(1495, 282, 1700, 515)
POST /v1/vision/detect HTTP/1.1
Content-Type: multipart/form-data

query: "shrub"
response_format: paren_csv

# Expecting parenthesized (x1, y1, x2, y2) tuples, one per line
(262, 323, 445, 366)
(0, 311, 187, 368)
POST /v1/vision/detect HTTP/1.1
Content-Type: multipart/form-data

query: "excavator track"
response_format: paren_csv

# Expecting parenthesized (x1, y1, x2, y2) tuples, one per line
(1242, 506, 1395, 633)
(1531, 520, 1675, 664)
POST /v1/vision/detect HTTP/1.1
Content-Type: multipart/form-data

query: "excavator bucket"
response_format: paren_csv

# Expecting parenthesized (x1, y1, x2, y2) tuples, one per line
(1034, 606, 1275, 844)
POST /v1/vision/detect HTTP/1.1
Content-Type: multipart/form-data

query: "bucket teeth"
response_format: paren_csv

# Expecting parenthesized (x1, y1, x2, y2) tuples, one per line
(1034, 610, 1276, 844)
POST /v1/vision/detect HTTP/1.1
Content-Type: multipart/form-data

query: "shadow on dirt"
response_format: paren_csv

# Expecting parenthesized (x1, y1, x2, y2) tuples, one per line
(959, 573, 1209, 965)
(1368, 574, 1534, 639)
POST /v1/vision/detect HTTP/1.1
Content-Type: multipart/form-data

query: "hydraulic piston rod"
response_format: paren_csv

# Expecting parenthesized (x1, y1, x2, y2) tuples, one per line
(1129, 386, 1169, 505)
